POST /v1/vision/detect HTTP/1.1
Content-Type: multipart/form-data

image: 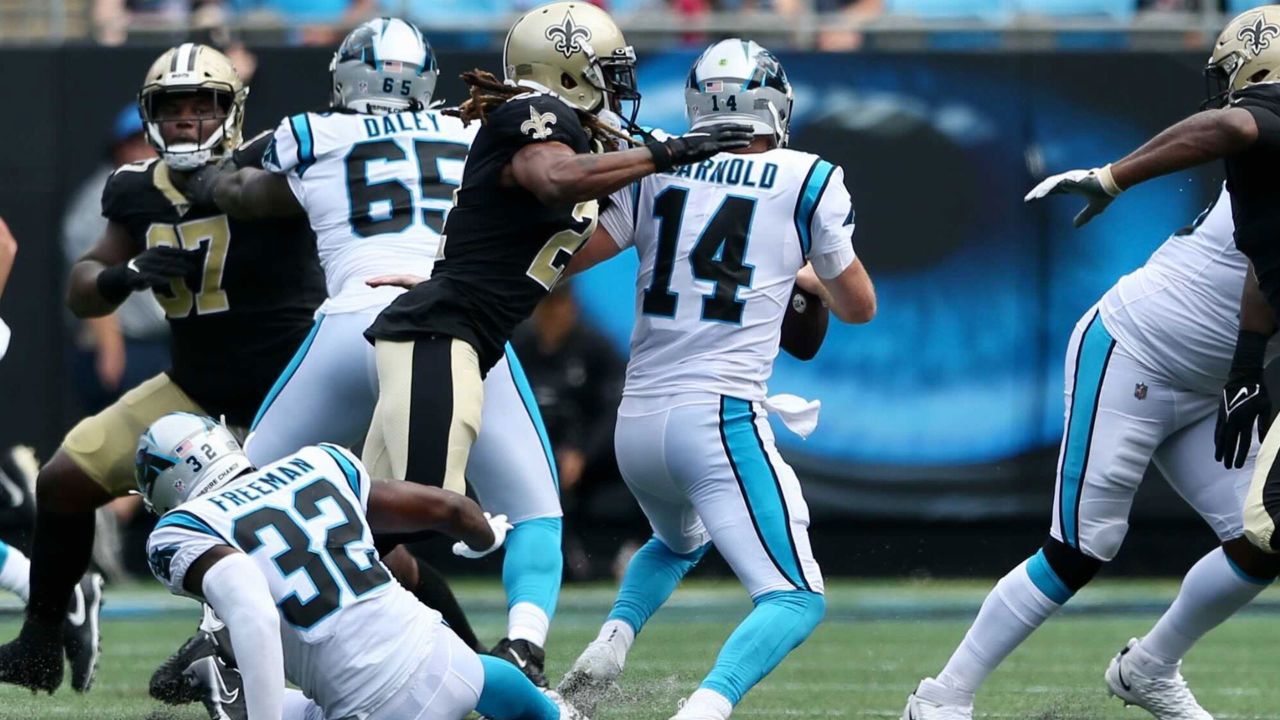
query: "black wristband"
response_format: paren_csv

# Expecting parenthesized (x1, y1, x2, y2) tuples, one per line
(646, 141, 675, 174)
(96, 264, 134, 305)
(1231, 329, 1270, 373)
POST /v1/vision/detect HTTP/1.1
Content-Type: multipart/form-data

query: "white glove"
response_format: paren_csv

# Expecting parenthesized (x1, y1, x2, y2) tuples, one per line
(452, 513, 513, 559)
(1024, 164, 1122, 228)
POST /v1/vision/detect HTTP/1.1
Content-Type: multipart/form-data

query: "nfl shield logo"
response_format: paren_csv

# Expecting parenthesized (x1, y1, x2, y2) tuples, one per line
(1134, 383, 1148, 400)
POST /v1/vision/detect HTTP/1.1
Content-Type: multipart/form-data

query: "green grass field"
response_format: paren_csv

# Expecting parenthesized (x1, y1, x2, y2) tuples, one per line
(0, 578, 1273, 719)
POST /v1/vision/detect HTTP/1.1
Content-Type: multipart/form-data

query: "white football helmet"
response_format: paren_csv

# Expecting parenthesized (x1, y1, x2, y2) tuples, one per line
(686, 39, 793, 147)
(135, 413, 252, 515)
(331, 17, 439, 115)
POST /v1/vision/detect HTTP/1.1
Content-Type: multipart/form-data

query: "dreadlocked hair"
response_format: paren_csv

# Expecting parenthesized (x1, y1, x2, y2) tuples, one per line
(447, 69, 634, 148)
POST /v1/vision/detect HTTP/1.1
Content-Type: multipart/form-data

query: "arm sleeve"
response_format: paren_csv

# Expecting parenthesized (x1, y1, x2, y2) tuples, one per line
(147, 523, 225, 600)
(804, 164, 857, 279)
(0, 318, 9, 362)
(600, 184, 638, 250)
(202, 553, 285, 720)
(1231, 85, 1280, 152)
(316, 443, 373, 511)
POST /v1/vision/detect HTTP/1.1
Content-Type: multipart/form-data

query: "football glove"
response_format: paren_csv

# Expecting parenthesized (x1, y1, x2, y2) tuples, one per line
(452, 513, 513, 559)
(181, 159, 233, 210)
(1024, 164, 1123, 228)
(647, 123, 755, 173)
(96, 246, 203, 304)
(1215, 330, 1272, 469)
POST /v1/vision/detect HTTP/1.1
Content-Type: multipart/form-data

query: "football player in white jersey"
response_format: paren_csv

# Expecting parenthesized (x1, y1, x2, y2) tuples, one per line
(556, 40, 875, 720)
(187, 17, 567, 682)
(139, 412, 586, 720)
(902, 187, 1280, 720)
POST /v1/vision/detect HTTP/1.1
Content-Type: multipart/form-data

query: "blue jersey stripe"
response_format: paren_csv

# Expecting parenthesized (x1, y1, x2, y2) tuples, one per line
(1058, 312, 1114, 549)
(319, 444, 362, 500)
(792, 159, 834, 258)
(505, 344, 560, 492)
(156, 510, 227, 543)
(719, 396, 808, 591)
(251, 315, 324, 431)
(288, 113, 317, 177)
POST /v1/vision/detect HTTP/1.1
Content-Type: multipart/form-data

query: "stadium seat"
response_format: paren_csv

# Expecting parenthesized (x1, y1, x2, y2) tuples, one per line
(1014, 0, 1135, 20)
(1227, 0, 1272, 13)
(884, 0, 1011, 20)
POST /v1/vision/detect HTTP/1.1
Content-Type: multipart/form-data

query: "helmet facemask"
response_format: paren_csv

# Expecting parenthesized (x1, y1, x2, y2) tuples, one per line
(593, 45, 641, 131)
(1204, 51, 1245, 109)
(140, 85, 240, 172)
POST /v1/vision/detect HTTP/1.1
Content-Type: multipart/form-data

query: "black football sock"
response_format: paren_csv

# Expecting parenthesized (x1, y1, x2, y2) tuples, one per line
(413, 558, 483, 651)
(26, 509, 95, 627)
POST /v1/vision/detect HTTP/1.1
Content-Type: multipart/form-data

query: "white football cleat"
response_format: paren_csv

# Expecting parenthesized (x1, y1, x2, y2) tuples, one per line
(544, 689, 590, 720)
(1105, 638, 1213, 720)
(555, 640, 623, 717)
(902, 678, 974, 720)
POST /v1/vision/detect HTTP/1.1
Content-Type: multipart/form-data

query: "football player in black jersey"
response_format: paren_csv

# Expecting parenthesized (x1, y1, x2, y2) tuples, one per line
(359, 3, 752, 544)
(1024, 0, 1280, 635)
(0, 43, 326, 696)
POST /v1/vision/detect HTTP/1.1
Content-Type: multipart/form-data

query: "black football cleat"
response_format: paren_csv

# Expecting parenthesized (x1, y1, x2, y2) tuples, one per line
(63, 573, 104, 692)
(150, 629, 222, 705)
(0, 619, 65, 693)
(491, 637, 548, 688)
(185, 652, 246, 720)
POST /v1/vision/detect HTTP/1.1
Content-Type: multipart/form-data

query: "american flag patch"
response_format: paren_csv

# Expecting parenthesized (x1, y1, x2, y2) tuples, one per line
(703, 81, 723, 93)
(383, 60, 404, 73)
(176, 440, 193, 455)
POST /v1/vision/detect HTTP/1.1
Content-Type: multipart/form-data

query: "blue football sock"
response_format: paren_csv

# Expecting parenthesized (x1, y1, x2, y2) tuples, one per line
(701, 590, 825, 705)
(502, 517, 563, 643)
(607, 535, 708, 634)
(477, 655, 560, 720)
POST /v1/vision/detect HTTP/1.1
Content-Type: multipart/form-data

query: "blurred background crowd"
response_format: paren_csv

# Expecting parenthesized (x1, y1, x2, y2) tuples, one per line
(3, 0, 1279, 50)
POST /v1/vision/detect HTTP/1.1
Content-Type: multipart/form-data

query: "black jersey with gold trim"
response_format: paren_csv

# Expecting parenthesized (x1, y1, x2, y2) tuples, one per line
(99, 140, 325, 425)
(365, 93, 598, 372)
(1228, 84, 1280, 319)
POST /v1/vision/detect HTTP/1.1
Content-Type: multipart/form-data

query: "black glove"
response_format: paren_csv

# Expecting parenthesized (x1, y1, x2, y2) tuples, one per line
(181, 160, 233, 210)
(96, 246, 203, 304)
(646, 123, 756, 173)
(1215, 330, 1273, 469)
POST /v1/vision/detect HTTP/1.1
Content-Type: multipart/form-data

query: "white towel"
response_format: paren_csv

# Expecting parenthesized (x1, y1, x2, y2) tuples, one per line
(762, 393, 821, 438)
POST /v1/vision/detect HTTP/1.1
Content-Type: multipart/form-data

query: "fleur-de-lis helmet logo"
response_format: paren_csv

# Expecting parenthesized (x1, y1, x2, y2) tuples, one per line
(545, 10, 592, 59)
(1238, 14, 1280, 56)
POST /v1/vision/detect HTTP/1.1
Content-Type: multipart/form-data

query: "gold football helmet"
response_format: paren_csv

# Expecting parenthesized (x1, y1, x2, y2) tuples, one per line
(138, 43, 248, 171)
(1205, 6, 1280, 107)
(503, 2, 639, 121)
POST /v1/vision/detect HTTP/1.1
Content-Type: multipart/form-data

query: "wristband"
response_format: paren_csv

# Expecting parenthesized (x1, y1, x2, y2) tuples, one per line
(96, 264, 133, 305)
(1096, 164, 1123, 197)
(646, 141, 675, 174)
(1232, 329, 1270, 373)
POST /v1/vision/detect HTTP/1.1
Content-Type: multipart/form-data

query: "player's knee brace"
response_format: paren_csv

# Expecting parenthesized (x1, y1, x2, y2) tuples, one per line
(1040, 537, 1103, 594)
